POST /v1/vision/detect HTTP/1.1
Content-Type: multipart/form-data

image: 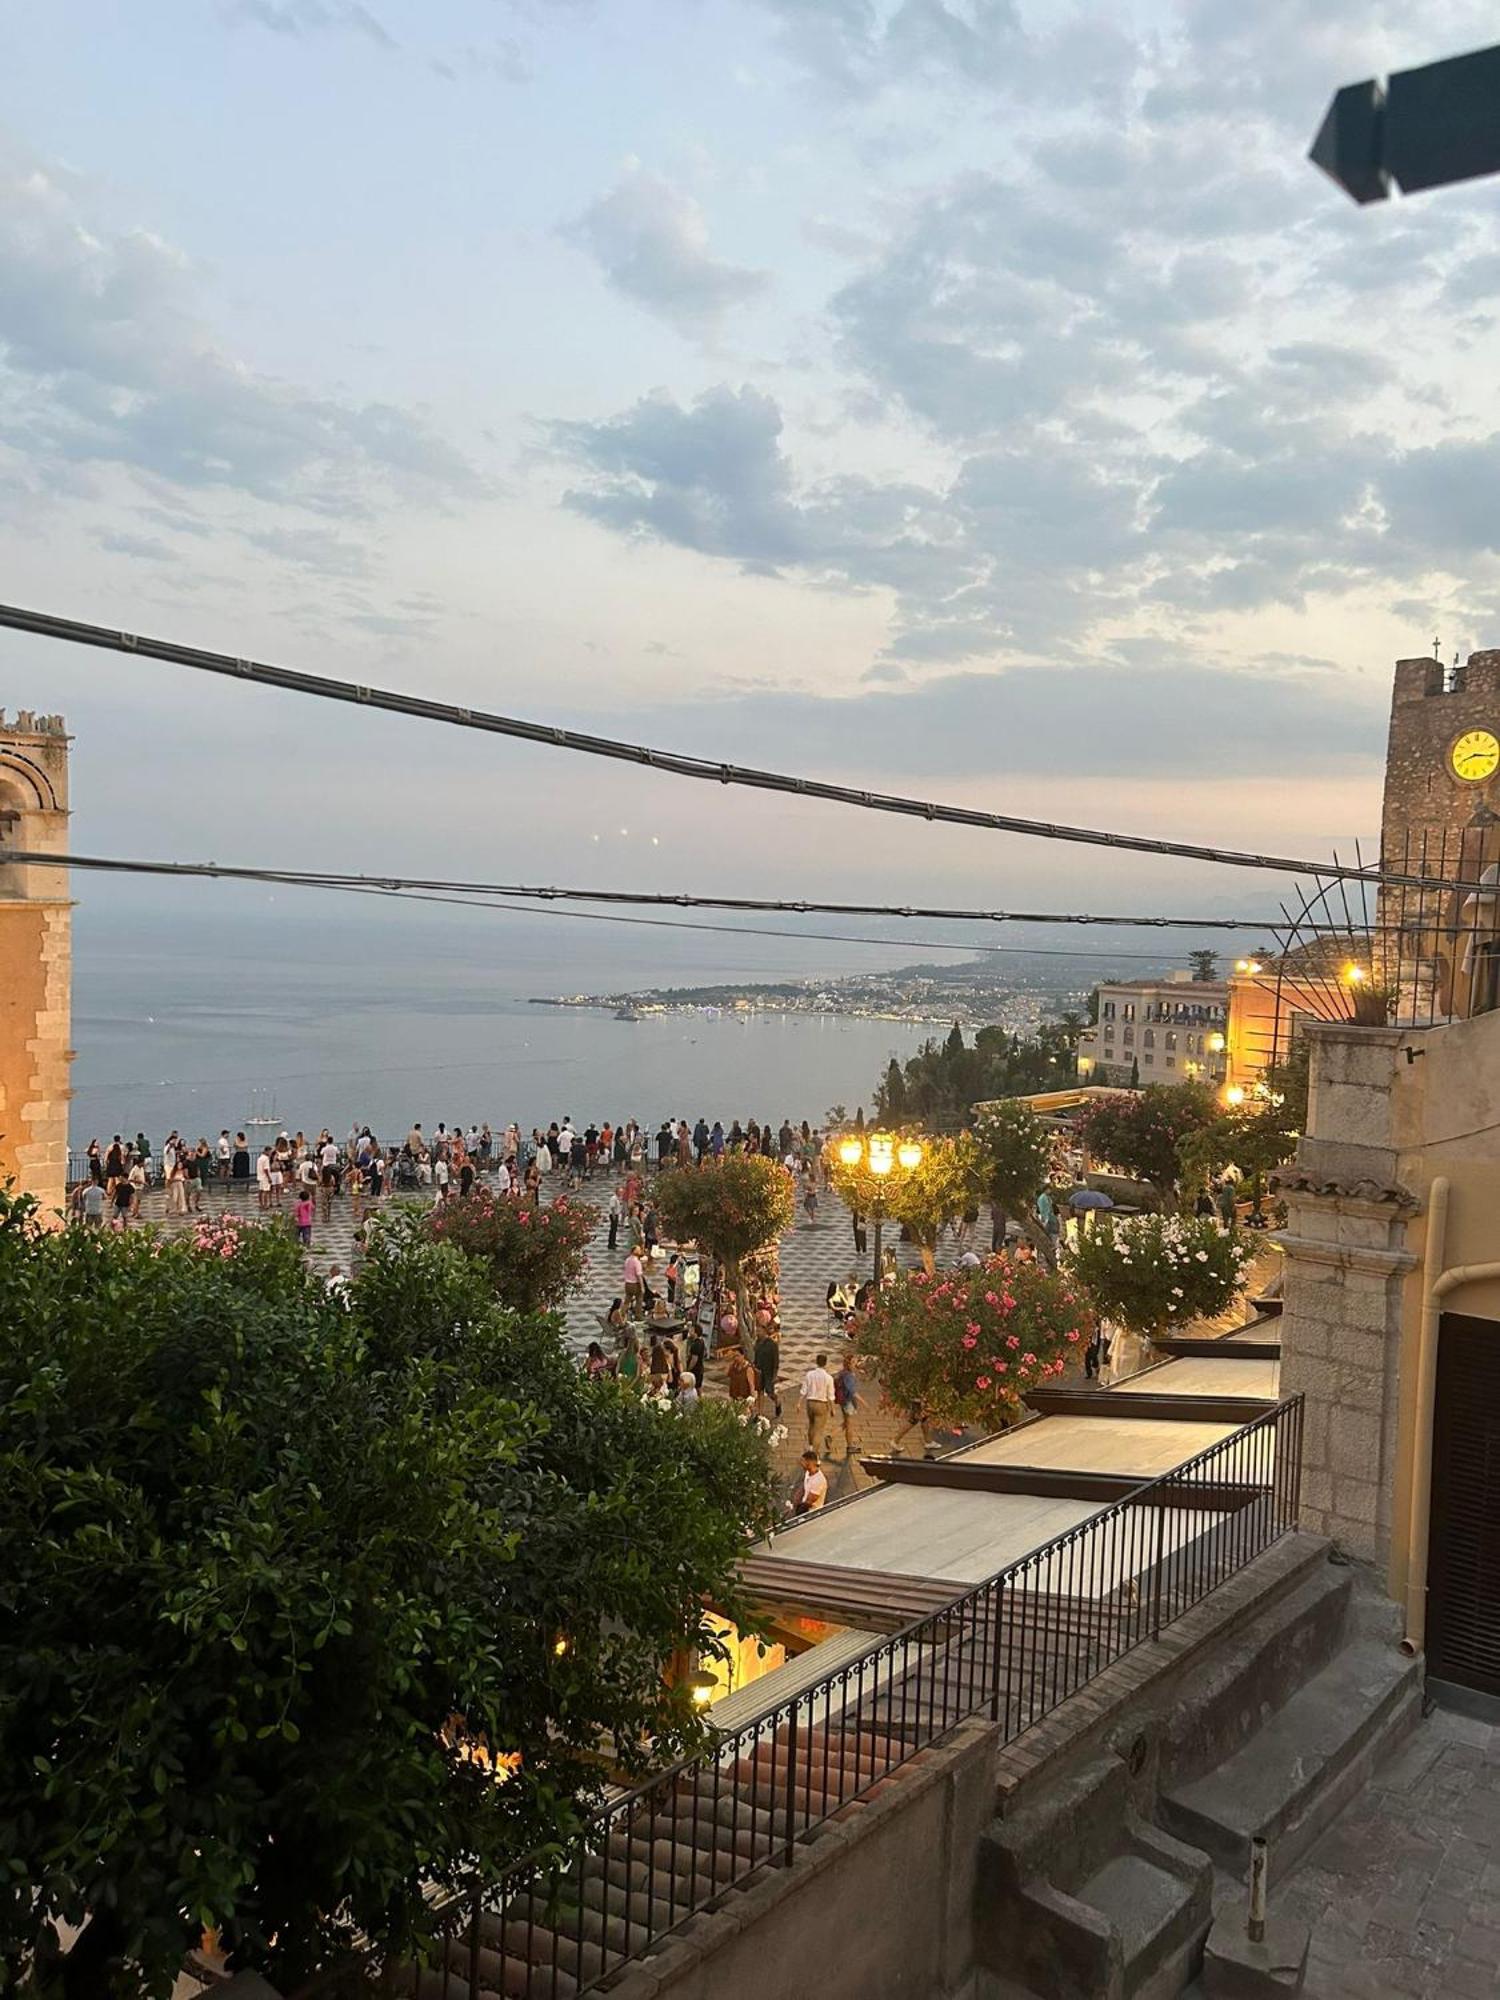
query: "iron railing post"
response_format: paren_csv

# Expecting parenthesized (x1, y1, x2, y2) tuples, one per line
(783, 1698, 800, 1865)
(1150, 1494, 1168, 1641)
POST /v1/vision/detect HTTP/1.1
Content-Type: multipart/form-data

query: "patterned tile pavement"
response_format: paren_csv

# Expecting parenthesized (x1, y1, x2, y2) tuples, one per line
(114, 1166, 951, 1500)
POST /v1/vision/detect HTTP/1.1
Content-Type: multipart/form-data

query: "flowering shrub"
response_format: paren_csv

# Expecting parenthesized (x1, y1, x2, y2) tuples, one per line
(189, 1211, 255, 1259)
(427, 1187, 596, 1316)
(863, 1253, 1091, 1434)
(1070, 1212, 1248, 1339)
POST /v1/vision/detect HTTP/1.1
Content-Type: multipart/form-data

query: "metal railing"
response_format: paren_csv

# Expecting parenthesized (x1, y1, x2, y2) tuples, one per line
(301, 1397, 1302, 2000)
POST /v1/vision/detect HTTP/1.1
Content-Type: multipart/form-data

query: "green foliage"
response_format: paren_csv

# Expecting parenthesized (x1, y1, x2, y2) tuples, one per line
(0, 1186, 777, 1998)
(871, 1018, 1079, 1128)
(1189, 949, 1219, 982)
(420, 1184, 596, 1315)
(651, 1155, 795, 1270)
(1070, 1212, 1249, 1339)
(971, 1099, 1051, 1216)
(863, 1254, 1090, 1433)
(884, 1134, 980, 1270)
(1078, 1082, 1223, 1191)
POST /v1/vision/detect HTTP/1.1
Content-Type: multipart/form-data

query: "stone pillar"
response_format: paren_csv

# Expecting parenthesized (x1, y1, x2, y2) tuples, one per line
(0, 711, 73, 1219)
(1274, 1024, 1418, 1568)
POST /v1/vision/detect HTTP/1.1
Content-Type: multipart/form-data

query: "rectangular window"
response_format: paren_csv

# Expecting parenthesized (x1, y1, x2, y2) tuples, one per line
(1123, 1026, 1134, 1045)
(1165, 1031, 1176, 1051)
(1165, 1056, 1175, 1068)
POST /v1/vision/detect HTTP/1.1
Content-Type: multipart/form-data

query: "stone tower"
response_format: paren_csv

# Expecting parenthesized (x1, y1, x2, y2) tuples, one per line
(1377, 651, 1500, 1019)
(0, 710, 73, 1217)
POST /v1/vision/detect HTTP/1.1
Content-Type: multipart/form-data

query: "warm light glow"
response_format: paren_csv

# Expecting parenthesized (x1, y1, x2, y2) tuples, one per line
(838, 1136, 864, 1168)
(896, 1139, 923, 1173)
(690, 1678, 715, 1707)
(867, 1133, 895, 1178)
(1225, 1085, 1247, 1107)
(553, 1635, 570, 1657)
(1207, 1032, 1226, 1053)
(1234, 958, 1250, 973)
(1248, 960, 1262, 975)
(1344, 964, 1367, 984)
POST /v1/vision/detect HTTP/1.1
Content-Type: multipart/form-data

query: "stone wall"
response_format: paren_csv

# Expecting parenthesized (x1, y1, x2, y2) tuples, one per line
(1275, 1024, 1418, 1568)
(0, 716, 72, 1219)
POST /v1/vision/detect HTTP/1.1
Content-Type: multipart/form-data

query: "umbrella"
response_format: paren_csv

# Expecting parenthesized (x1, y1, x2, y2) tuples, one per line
(1069, 1189, 1115, 1211)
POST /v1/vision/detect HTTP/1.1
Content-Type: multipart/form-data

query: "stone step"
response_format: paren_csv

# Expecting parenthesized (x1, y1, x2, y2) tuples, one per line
(1073, 1847, 1210, 2000)
(1160, 1633, 1421, 1879)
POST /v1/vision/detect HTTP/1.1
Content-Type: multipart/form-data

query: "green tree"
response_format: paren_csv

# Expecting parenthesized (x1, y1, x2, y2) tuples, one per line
(1189, 949, 1219, 982)
(652, 1155, 796, 1331)
(884, 1134, 981, 1272)
(944, 1020, 966, 1060)
(1078, 1081, 1222, 1194)
(878, 1057, 908, 1121)
(971, 1099, 1053, 1259)
(0, 1189, 777, 1999)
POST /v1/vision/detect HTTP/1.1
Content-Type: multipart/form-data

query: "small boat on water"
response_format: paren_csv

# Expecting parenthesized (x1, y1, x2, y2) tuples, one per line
(244, 1087, 281, 1129)
(614, 1006, 640, 1022)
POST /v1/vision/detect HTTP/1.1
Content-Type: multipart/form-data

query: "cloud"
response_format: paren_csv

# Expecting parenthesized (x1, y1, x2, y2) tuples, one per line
(573, 652, 1385, 781)
(0, 138, 482, 518)
(227, 0, 396, 48)
(565, 166, 769, 336)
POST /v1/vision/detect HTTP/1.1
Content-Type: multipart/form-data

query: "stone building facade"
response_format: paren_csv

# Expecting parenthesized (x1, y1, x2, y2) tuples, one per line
(0, 711, 73, 1218)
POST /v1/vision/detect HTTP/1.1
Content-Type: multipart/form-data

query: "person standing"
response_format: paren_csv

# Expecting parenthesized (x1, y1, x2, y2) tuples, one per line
(799, 1353, 836, 1454)
(833, 1351, 863, 1458)
(256, 1146, 273, 1212)
(851, 1207, 867, 1257)
(685, 1325, 707, 1392)
(231, 1133, 251, 1186)
(294, 1187, 315, 1248)
(754, 1321, 782, 1420)
(726, 1345, 759, 1407)
(623, 1244, 645, 1318)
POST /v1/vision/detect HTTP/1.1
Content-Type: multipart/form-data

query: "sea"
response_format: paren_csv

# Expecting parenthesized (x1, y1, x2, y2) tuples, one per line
(67, 892, 950, 1152)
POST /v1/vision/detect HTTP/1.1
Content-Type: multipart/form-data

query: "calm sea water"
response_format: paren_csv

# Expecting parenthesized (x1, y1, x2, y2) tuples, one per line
(68, 897, 941, 1149)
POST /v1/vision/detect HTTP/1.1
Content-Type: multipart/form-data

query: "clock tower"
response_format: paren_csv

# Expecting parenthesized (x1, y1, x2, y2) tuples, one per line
(1377, 649, 1500, 1019)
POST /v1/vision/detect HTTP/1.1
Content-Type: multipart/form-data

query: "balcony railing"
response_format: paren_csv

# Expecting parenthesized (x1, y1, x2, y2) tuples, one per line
(297, 1397, 1303, 2000)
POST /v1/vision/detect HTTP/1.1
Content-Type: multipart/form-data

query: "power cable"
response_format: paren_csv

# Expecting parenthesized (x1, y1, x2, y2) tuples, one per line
(11, 848, 1309, 932)
(0, 600, 1442, 891)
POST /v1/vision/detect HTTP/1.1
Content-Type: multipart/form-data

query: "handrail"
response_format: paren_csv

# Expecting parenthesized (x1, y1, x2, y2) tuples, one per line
(302, 1395, 1303, 2000)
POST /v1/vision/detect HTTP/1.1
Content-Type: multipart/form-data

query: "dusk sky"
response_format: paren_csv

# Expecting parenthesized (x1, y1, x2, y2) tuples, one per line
(6, 1, 1500, 935)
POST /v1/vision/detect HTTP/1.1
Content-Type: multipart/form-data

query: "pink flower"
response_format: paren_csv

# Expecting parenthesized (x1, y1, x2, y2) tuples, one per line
(984, 1290, 999, 1306)
(1006, 1335, 1020, 1350)
(975, 1374, 991, 1389)
(962, 1334, 977, 1350)
(995, 1361, 1008, 1373)
(1065, 1328, 1080, 1343)
(1022, 1352, 1037, 1366)
(965, 1320, 981, 1338)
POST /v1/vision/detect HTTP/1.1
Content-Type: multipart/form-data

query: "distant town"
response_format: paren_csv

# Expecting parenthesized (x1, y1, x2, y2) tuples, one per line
(531, 951, 1113, 1036)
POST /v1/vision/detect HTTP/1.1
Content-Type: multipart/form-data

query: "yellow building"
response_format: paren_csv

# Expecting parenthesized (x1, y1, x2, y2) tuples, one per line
(0, 710, 73, 1218)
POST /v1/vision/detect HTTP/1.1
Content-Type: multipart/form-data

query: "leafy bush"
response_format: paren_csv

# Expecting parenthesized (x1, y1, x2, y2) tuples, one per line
(1070, 1211, 1249, 1339)
(863, 1252, 1090, 1433)
(0, 1187, 776, 1997)
(1077, 1082, 1223, 1193)
(422, 1184, 596, 1315)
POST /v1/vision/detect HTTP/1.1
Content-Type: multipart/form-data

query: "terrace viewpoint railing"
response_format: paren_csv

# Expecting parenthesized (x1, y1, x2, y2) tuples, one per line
(303, 1396, 1303, 2000)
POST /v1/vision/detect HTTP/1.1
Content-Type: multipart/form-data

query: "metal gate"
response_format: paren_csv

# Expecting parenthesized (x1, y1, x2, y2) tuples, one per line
(1428, 1313, 1500, 1701)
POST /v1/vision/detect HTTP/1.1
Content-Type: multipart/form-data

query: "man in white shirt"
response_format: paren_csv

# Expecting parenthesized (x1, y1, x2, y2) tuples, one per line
(794, 1451, 828, 1513)
(799, 1353, 836, 1454)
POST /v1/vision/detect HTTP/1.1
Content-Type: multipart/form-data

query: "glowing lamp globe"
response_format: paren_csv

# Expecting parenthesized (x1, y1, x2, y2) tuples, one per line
(838, 1136, 864, 1168)
(868, 1134, 895, 1178)
(896, 1140, 923, 1173)
(1224, 1085, 1246, 1108)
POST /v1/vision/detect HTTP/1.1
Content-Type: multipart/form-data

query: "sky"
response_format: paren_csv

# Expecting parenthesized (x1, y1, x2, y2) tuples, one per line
(5, 0, 1500, 951)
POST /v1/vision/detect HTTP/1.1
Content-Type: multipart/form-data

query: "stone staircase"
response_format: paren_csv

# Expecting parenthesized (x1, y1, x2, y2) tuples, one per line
(405, 1717, 911, 2000)
(970, 1540, 1421, 2000)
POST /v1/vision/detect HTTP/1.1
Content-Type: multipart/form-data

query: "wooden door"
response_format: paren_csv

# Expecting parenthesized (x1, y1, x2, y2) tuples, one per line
(1428, 1313, 1500, 1700)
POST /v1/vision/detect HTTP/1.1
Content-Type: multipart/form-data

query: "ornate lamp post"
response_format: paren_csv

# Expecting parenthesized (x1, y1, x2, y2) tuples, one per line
(838, 1130, 924, 1286)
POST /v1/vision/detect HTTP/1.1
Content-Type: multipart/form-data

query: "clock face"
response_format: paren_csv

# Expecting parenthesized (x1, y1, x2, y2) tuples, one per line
(1451, 729, 1500, 784)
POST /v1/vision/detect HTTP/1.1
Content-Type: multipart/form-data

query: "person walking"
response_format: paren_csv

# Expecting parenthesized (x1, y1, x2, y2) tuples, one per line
(799, 1353, 836, 1454)
(851, 1207, 867, 1257)
(294, 1187, 314, 1248)
(793, 1450, 828, 1514)
(833, 1350, 863, 1458)
(754, 1322, 782, 1420)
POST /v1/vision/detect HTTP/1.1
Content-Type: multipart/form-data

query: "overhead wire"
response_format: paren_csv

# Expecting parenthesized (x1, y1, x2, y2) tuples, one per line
(0, 600, 1446, 891)
(12, 848, 1304, 931)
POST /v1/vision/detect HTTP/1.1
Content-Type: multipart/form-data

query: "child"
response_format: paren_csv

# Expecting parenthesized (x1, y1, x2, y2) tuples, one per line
(294, 1189, 314, 1248)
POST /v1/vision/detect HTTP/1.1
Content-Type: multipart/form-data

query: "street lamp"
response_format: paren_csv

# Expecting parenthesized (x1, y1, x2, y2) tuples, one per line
(838, 1129, 924, 1285)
